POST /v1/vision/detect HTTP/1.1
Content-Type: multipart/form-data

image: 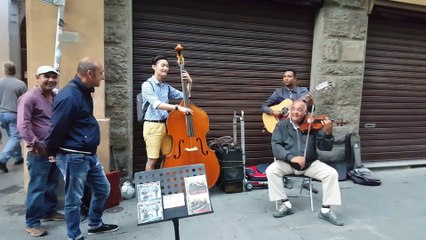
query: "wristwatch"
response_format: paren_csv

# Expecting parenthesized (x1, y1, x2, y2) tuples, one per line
(175, 105, 179, 110)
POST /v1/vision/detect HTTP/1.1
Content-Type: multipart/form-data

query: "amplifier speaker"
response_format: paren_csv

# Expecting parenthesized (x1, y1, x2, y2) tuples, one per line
(219, 165, 244, 182)
(215, 147, 244, 182)
(218, 180, 243, 194)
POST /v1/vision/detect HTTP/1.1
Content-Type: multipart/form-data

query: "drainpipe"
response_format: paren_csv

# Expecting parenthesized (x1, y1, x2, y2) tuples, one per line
(40, 0, 66, 92)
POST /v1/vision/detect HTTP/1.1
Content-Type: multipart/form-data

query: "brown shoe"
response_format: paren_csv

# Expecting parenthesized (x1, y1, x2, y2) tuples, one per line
(42, 212, 65, 221)
(26, 226, 48, 237)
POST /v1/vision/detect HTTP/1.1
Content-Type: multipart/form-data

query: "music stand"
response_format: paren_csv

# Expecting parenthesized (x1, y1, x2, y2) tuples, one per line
(134, 164, 213, 240)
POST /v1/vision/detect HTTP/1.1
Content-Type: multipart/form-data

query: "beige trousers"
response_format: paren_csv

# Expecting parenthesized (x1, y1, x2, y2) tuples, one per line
(265, 160, 341, 206)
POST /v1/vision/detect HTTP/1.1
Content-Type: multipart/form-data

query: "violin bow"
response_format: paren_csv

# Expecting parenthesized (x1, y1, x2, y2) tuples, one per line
(303, 105, 315, 159)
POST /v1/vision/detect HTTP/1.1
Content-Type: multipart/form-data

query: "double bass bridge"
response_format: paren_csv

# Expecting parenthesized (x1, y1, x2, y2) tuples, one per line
(185, 147, 198, 152)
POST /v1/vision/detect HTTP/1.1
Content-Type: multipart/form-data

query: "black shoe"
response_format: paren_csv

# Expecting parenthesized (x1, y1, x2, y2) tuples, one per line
(14, 159, 23, 165)
(284, 177, 293, 189)
(88, 223, 119, 235)
(0, 162, 8, 173)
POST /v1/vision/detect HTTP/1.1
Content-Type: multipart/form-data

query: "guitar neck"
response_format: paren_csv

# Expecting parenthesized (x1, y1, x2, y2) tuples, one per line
(301, 88, 316, 101)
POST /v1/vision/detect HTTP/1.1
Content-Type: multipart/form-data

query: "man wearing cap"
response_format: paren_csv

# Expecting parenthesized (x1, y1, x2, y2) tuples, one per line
(17, 65, 64, 237)
(0, 61, 27, 172)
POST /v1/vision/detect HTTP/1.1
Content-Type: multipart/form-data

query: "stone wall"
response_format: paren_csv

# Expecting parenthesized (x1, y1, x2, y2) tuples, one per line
(104, 0, 133, 175)
(311, 0, 368, 161)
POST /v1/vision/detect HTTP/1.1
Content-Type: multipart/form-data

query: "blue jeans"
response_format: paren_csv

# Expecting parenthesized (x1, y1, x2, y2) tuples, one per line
(0, 112, 22, 163)
(55, 153, 110, 239)
(26, 152, 60, 227)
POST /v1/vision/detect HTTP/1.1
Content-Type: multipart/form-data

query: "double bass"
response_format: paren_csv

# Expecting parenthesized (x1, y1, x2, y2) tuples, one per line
(163, 44, 220, 188)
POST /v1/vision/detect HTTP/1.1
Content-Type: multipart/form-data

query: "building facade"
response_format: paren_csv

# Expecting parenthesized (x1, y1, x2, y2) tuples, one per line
(17, 0, 426, 176)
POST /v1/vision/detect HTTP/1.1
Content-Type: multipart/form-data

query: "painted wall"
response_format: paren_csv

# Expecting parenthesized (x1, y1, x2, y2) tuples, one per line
(0, 0, 10, 76)
(26, 0, 105, 118)
(25, 0, 111, 183)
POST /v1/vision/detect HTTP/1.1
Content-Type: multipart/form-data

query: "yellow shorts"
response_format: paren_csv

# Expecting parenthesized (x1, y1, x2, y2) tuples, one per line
(143, 122, 172, 159)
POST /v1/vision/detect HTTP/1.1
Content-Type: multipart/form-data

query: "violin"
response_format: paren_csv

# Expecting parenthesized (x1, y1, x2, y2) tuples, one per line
(299, 115, 348, 133)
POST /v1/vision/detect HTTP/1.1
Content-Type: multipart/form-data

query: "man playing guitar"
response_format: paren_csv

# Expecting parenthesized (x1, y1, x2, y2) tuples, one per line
(261, 69, 313, 123)
(261, 69, 314, 190)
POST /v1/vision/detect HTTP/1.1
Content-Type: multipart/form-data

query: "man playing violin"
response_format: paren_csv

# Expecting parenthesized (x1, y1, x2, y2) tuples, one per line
(262, 69, 313, 189)
(265, 100, 344, 226)
(142, 55, 193, 171)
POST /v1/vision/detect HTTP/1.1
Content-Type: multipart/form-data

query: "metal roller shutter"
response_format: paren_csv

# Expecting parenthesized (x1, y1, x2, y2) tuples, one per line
(132, 0, 317, 171)
(360, 6, 426, 162)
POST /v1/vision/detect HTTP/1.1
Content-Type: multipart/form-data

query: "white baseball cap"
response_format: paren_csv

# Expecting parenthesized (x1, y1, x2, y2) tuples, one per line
(36, 66, 59, 75)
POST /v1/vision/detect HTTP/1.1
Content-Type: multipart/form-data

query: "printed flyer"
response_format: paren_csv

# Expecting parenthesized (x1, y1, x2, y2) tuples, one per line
(184, 175, 212, 215)
(136, 181, 163, 224)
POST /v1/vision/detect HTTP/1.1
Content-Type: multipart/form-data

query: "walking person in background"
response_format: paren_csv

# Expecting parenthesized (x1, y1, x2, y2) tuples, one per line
(45, 58, 119, 240)
(17, 66, 64, 237)
(0, 61, 27, 173)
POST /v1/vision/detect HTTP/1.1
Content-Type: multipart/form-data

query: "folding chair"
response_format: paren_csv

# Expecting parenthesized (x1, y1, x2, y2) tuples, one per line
(285, 175, 314, 212)
(274, 157, 315, 212)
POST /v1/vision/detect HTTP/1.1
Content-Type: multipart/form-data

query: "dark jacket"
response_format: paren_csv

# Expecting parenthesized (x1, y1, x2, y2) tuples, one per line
(271, 118, 334, 171)
(45, 76, 100, 156)
(261, 86, 309, 114)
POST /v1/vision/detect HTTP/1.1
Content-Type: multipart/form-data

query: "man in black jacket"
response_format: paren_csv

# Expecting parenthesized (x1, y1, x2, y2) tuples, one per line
(261, 69, 313, 189)
(265, 100, 343, 226)
(45, 58, 119, 240)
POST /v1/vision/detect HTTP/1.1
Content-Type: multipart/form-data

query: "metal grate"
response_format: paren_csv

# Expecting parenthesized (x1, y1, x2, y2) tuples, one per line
(0, 185, 23, 194)
(132, 0, 317, 170)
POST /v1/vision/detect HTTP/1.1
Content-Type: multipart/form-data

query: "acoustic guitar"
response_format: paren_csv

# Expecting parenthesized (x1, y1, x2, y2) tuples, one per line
(262, 81, 331, 133)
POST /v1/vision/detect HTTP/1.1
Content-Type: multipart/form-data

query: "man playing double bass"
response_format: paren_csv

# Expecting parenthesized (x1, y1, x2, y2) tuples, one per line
(141, 55, 193, 170)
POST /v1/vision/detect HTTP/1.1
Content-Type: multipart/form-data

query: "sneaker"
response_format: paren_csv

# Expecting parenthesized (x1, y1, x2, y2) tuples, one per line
(26, 226, 48, 237)
(88, 223, 119, 235)
(283, 177, 293, 189)
(14, 158, 24, 165)
(42, 212, 65, 221)
(273, 204, 294, 218)
(318, 210, 344, 226)
(0, 162, 8, 173)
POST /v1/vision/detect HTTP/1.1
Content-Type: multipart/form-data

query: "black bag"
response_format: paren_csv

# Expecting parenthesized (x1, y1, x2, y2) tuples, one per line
(348, 167, 382, 186)
(345, 132, 362, 172)
(345, 132, 382, 186)
(136, 81, 154, 123)
(326, 161, 347, 181)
